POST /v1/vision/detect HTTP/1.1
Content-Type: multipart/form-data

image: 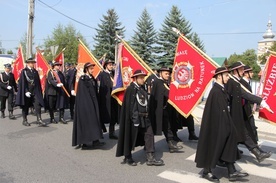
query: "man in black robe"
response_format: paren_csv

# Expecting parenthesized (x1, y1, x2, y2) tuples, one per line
(45, 61, 68, 124)
(116, 70, 164, 166)
(226, 61, 271, 162)
(240, 65, 258, 143)
(15, 58, 46, 126)
(195, 67, 248, 182)
(67, 63, 77, 120)
(149, 67, 183, 153)
(97, 60, 118, 139)
(72, 62, 105, 149)
(0, 63, 17, 119)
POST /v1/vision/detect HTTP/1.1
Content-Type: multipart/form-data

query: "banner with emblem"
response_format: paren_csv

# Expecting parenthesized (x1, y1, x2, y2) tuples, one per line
(12, 45, 25, 82)
(54, 48, 65, 72)
(259, 54, 276, 124)
(75, 39, 102, 93)
(111, 40, 153, 105)
(35, 48, 51, 93)
(168, 31, 218, 117)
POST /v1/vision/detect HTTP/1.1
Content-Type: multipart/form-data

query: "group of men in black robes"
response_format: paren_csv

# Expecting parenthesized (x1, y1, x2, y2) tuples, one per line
(195, 62, 272, 182)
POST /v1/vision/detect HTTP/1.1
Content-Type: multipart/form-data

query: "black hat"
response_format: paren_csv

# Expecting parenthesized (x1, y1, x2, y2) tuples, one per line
(25, 57, 36, 63)
(158, 66, 172, 73)
(131, 69, 147, 78)
(4, 63, 12, 68)
(103, 60, 115, 68)
(65, 62, 71, 67)
(52, 61, 62, 67)
(213, 67, 229, 78)
(230, 61, 245, 71)
(244, 65, 252, 72)
(83, 62, 95, 73)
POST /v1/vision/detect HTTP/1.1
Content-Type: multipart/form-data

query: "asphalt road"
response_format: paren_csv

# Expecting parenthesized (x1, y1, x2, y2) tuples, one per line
(0, 107, 276, 183)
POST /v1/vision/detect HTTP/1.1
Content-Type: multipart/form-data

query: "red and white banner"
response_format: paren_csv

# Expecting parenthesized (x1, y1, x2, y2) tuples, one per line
(12, 45, 25, 82)
(36, 48, 51, 93)
(168, 36, 218, 117)
(54, 48, 65, 72)
(259, 54, 276, 124)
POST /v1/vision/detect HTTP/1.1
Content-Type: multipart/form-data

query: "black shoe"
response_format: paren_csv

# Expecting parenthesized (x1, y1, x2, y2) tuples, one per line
(50, 118, 58, 124)
(167, 140, 183, 153)
(1, 112, 5, 118)
(81, 144, 93, 150)
(146, 153, 164, 166)
(202, 172, 220, 182)
(59, 118, 67, 124)
(228, 171, 249, 181)
(251, 147, 271, 162)
(216, 160, 226, 167)
(37, 119, 47, 126)
(92, 140, 105, 148)
(109, 133, 118, 140)
(122, 158, 137, 166)
(22, 120, 31, 126)
(189, 132, 199, 140)
(9, 112, 16, 120)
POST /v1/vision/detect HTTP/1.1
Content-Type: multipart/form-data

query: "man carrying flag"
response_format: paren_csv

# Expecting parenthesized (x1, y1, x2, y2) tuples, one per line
(15, 58, 47, 126)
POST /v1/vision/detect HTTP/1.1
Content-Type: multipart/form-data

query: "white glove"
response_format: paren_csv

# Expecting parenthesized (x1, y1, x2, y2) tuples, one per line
(7, 86, 12, 90)
(25, 92, 31, 98)
(260, 100, 269, 109)
(57, 83, 63, 87)
(71, 90, 76, 96)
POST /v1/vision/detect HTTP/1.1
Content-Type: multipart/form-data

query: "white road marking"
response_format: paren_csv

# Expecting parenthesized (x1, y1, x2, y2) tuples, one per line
(158, 170, 210, 183)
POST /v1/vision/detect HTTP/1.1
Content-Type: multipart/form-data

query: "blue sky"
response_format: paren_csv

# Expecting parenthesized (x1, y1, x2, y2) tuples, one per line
(0, 0, 276, 58)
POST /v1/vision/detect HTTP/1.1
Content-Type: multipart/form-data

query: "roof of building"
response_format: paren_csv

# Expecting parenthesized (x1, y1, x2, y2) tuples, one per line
(212, 57, 227, 66)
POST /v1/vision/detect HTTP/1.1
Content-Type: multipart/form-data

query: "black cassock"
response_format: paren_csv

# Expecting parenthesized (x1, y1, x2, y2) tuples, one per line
(195, 83, 239, 169)
(72, 75, 103, 146)
(225, 77, 262, 142)
(15, 67, 44, 107)
(116, 82, 146, 157)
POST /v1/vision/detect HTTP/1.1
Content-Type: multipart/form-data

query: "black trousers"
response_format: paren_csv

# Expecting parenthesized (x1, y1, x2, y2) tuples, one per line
(162, 109, 174, 141)
(69, 95, 75, 115)
(48, 95, 57, 111)
(243, 126, 258, 151)
(0, 93, 14, 112)
(22, 95, 41, 116)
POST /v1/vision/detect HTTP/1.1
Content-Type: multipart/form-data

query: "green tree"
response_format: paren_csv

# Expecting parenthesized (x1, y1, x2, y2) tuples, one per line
(19, 33, 27, 59)
(191, 32, 205, 52)
(93, 9, 125, 61)
(44, 23, 87, 63)
(228, 49, 260, 80)
(7, 50, 13, 54)
(156, 5, 204, 67)
(130, 8, 157, 67)
(258, 42, 276, 64)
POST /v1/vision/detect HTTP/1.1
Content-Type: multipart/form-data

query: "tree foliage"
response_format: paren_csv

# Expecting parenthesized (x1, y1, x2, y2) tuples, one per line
(228, 49, 261, 80)
(93, 9, 125, 61)
(130, 8, 157, 67)
(44, 23, 87, 64)
(156, 6, 205, 67)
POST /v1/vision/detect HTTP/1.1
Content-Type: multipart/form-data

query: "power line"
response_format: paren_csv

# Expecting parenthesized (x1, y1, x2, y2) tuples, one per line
(37, 0, 95, 30)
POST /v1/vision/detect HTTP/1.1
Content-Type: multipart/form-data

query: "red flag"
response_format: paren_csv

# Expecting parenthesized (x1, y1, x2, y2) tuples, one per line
(168, 35, 218, 117)
(35, 48, 51, 93)
(75, 39, 102, 93)
(54, 48, 65, 72)
(259, 54, 276, 123)
(12, 45, 25, 82)
(111, 42, 152, 105)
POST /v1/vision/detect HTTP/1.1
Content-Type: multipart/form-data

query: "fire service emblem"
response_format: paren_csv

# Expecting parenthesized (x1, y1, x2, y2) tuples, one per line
(172, 61, 194, 88)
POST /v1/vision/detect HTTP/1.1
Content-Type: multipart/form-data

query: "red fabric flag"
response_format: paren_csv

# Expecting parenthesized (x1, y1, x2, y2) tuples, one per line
(259, 54, 276, 123)
(35, 49, 51, 93)
(75, 39, 102, 93)
(12, 45, 25, 82)
(54, 48, 65, 72)
(168, 36, 218, 117)
(111, 42, 152, 105)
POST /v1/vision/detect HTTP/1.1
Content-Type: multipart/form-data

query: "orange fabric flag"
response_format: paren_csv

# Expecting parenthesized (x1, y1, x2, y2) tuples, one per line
(12, 45, 25, 82)
(35, 48, 51, 93)
(75, 39, 102, 93)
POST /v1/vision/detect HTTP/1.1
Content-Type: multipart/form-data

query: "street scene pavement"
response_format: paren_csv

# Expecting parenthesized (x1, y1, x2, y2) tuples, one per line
(0, 103, 276, 183)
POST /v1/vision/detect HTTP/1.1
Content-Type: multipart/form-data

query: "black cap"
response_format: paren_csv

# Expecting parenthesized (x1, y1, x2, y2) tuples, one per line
(158, 66, 172, 73)
(131, 69, 147, 78)
(244, 65, 252, 72)
(103, 60, 115, 68)
(25, 57, 36, 63)
(65, 62, 71, 67)
(83, 62, 95, 73)
(230, 61, 245, 71)
(4, 63, 12, 68)
(213, 67, 229, 78)
(52, 61, 62, 67)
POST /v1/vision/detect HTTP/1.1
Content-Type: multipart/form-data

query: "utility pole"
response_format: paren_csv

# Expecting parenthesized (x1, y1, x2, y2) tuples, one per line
(26, 0, 35, 59)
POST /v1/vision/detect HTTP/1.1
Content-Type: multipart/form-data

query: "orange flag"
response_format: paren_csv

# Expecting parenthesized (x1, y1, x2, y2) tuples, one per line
(168, 33, 218, 117)
(12, 45, 25, 82)
(35, 48, 51, 93)
(75, 39, 102, 93)
(54, 48, 65, 72)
